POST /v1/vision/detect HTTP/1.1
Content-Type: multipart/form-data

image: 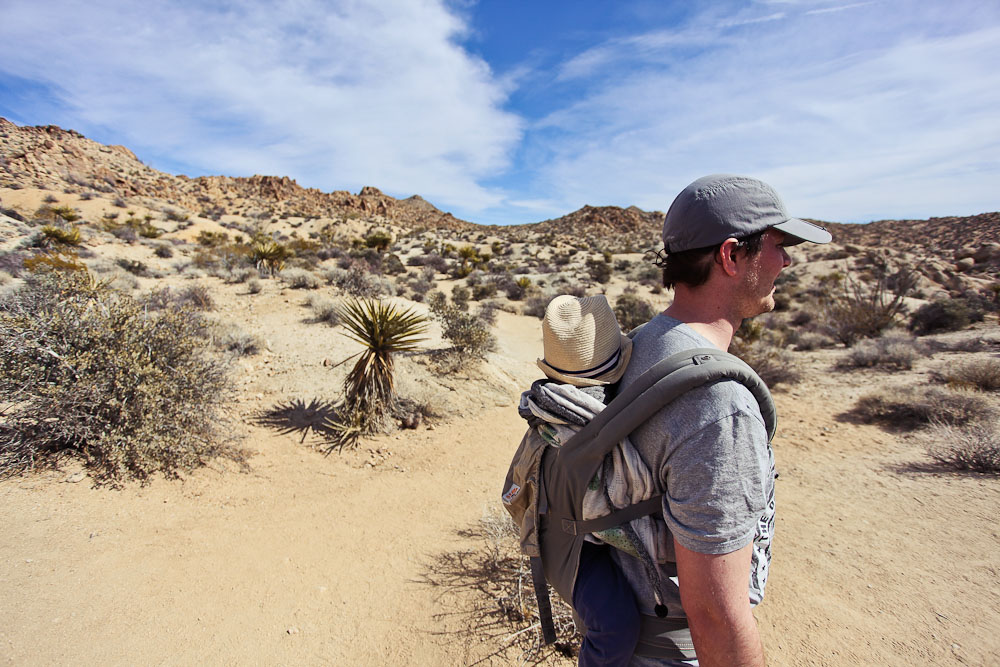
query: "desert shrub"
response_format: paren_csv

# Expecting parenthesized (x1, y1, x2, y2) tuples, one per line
(924, 421, 1000, 474)
(909, 298, 985, 335)
(471, 282, 497, 300)
(836, 334, 931, 370)
(281, 268, 320, 289)
(821, 257, 916, 345)
(216, 328, 262, 356)
(364, 231, 393, 252)
(935, 358, 1000, 391)
(428, 292, 496, 359)
(324, 264, 395, 298)
(403, 267, 436, 302)
(849, 386, 994, 430)
(307, 296, 340, 325)
(143, 285, 214, 311)
(112, 197, 127, 208)
(247, 278, 262, 294)
(0, 270, 241, 485)
(523, 294, 552, 319)
(224, 267, 256, 284)
(109, 224, 138, 243)
(793, 331, 834, 351)
(0, 251, 27, 278)
(586, 257, 612, 284)
(163, 208, 190, 222)
(407, 252, 449, 273)
(729, 319, 800, 388)
(382, 253, 406, 275)
(116, 258, 151, 277)
(196, 230, 230, 247)
(614, 293, 656, 332)
(451, 285, 471, 311)
(153, 243, 174, 258)
(789, 309, 813, 327)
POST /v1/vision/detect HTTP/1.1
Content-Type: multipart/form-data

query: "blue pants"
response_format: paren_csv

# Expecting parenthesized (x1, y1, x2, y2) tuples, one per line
(573, 542, 641, 667)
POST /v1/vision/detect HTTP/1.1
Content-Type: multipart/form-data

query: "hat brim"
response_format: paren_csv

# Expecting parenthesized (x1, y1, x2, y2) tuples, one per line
(773, 217, 832, 245)
(537, 334, 633, 387)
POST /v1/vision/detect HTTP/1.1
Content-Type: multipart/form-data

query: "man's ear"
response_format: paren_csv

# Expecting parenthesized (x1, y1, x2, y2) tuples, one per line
(717, 238, 742, 277)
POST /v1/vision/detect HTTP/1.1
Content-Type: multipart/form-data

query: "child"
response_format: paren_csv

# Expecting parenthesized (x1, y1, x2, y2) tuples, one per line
(520, 294, 667, 667)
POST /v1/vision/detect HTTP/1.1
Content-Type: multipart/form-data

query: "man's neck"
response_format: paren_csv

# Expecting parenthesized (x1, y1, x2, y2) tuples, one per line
(663, 291, 739, 351)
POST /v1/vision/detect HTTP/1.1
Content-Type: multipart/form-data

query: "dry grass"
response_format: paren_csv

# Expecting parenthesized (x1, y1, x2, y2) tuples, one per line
(420, 504, 580, 664)
(836, 334, 931, 371)
(924, 421, 1000, 474)
(934, 357, 1000, 392)
(848, 386, 995, 431)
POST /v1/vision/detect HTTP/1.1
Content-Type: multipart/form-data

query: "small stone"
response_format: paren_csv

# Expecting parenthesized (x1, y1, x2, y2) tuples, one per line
(287, 626, 299, 635)
(65, 472, 85, 483)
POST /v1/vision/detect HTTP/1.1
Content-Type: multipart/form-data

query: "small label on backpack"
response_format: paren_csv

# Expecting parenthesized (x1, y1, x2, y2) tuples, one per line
(502, 483, 521, 504)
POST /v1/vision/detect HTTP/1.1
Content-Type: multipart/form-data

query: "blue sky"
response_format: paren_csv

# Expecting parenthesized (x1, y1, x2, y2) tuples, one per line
(2, 0, 998, 226)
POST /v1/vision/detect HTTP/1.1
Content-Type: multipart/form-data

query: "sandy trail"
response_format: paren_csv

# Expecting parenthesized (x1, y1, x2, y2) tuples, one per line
(1, 261, 998, 665)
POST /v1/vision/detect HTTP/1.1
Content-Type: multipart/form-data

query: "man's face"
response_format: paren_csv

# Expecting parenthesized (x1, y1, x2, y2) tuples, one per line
(737, 228, 792, 318)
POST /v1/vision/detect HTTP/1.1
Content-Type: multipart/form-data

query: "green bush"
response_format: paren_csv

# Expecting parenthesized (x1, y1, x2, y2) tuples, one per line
(0, 270, 241, 485)
(428, 292, 496, 359)
(909, 298, 985, 335)
(614, 293, 656, 332)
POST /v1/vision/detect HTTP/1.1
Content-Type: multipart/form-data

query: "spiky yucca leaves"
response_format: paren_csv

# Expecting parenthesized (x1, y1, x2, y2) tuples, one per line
(331, 298, 427, 450)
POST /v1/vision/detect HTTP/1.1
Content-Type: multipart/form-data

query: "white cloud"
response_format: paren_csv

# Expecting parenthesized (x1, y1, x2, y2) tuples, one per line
(523, 2, 1000, 223)
(0, 0, 521, 212)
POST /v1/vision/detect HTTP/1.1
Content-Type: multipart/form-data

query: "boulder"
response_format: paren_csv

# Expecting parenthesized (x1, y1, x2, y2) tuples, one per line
(973, 243, 1000, 263)
(954, 257, 975, 272)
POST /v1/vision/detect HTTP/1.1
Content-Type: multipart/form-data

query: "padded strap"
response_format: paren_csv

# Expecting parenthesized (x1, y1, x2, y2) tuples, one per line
(530, 556, 558, 645)
(560, 495, 664, 536)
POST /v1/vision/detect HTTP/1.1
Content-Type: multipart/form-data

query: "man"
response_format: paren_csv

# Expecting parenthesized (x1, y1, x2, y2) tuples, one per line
(613, 174, 831, 666)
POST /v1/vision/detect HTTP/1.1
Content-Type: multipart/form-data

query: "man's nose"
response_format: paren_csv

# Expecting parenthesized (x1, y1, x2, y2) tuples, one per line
(781, 248, 791, 267)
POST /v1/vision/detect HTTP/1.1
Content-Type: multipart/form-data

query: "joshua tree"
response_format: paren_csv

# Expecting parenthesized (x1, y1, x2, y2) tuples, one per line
(330, 298, 428, 450)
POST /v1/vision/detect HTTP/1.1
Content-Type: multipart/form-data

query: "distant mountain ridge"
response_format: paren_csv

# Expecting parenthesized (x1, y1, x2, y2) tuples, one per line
(1, 117, 997, 259)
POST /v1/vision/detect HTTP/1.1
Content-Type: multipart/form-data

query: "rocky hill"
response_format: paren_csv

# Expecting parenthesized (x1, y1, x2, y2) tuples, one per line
(2, 117, 998, 273)
(0, 118, 475, 232)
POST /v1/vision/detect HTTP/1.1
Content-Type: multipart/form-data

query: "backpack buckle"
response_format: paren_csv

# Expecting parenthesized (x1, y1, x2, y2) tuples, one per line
(693, 354, 714, 365)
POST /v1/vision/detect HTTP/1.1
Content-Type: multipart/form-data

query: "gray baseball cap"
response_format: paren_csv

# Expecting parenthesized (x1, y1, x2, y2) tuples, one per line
(662, 174, 832, 253)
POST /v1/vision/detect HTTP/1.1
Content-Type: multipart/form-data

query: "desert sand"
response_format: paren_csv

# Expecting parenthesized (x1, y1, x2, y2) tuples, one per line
(1, 266, 998, 665)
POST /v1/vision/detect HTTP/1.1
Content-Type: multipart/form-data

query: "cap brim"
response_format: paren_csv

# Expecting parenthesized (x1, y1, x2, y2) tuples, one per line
(773, 217, 832, 245)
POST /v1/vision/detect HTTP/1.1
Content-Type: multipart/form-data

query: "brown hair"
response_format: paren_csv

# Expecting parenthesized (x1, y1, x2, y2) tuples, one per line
(655, 230, 766, 289)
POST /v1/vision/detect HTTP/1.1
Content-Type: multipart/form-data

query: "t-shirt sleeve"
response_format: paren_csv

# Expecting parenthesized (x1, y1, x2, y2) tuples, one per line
(661, 406, 770, 555)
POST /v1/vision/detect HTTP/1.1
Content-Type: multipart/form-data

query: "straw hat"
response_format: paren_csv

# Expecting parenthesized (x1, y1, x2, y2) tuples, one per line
(537, 294, 632, 386)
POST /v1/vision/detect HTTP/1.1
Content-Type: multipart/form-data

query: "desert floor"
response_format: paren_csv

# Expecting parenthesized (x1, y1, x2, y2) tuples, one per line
(2, 267, 999, 666)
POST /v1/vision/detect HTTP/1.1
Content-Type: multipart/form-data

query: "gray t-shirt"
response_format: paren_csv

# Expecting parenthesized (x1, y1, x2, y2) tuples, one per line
(610, 314, 776, 624)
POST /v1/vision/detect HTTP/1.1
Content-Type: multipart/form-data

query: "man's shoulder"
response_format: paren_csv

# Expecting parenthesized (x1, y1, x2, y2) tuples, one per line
(623, 315, 765, 432)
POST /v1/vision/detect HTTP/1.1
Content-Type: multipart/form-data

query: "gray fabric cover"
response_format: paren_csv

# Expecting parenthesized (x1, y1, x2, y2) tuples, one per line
(536, 345, 775, 661)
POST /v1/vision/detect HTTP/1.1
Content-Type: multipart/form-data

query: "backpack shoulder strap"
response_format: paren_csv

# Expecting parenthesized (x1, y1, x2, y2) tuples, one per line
(557, 347, 776, 472)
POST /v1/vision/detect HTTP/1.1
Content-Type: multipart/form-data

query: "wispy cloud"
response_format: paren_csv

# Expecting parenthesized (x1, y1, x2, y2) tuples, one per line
(519, 0, 1000, 223)
(0, 0, 521, 212)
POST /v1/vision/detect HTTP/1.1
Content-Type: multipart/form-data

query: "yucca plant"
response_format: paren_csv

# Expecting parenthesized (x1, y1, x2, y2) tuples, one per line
(251, 239, 289, 276)
(40, 225, 82, 247)
(329, 298, 428, 450)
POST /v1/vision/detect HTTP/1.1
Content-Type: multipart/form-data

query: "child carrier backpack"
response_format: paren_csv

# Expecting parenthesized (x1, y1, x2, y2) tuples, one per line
(501, 347, 777, 660)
